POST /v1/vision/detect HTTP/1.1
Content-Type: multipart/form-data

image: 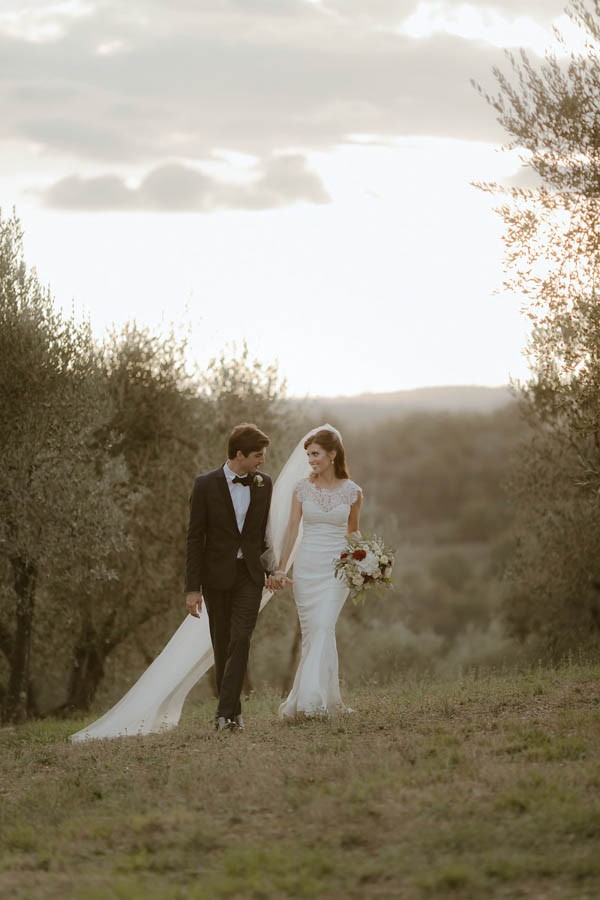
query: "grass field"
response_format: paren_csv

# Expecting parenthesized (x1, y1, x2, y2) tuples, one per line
(1, 663, 599, 899)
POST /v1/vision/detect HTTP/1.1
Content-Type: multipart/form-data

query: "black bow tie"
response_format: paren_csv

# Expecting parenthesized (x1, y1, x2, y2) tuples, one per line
(232, 475, 252, 486)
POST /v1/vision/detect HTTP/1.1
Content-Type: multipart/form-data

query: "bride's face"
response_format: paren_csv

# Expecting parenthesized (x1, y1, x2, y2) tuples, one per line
(306, 442, 335, 476)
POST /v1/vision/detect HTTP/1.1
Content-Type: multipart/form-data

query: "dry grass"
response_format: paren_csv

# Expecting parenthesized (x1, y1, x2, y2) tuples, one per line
(1, 662, 599, 899)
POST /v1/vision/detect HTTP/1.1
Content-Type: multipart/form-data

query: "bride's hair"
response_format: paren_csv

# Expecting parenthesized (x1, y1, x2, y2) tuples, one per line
(304, 429, 349, 480)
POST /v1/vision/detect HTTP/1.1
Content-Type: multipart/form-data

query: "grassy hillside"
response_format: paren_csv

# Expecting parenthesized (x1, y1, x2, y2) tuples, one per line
(1, 663, 598, 899)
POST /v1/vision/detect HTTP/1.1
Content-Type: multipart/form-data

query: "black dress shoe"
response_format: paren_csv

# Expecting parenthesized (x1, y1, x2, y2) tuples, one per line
(216, 716, 234, 732)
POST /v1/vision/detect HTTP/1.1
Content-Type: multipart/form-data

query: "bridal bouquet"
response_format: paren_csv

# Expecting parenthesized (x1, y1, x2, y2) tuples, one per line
(334, 535, 394, 604)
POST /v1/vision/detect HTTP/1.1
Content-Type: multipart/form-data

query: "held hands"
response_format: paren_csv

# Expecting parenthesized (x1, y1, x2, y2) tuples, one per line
(185, 591, 203, 618)
(267, 570, 293, 592)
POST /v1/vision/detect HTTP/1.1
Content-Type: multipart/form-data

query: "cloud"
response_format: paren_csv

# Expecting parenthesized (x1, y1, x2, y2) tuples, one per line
(0, 0, 515, 168)
(0, 0, 568, 214)
(505, 163, 545, 190)
(18, 116, 141, 161)
(475, 0, 567, 18)
(41, 154, 331, 211)
(320, 0, 566, 28)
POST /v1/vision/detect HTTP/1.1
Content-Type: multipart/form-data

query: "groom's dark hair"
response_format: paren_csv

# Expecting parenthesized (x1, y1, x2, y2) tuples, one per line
(228, 423, 271, 459)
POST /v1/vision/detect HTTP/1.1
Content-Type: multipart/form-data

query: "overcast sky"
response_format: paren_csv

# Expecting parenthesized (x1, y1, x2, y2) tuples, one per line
(0, 0, 575, 396)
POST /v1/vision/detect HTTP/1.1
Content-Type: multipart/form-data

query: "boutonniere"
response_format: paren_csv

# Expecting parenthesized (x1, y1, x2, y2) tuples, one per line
(253, 474, 265, 488)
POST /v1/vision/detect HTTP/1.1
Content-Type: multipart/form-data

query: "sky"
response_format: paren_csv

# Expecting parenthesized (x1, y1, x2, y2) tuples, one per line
(0, 0, 577, 396)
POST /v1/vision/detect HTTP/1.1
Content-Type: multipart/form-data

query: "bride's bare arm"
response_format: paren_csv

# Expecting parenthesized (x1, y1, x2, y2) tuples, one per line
(347, 490, 363, 537)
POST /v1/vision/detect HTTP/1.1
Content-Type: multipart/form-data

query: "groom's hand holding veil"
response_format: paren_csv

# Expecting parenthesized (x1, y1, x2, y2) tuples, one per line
(186, 591, 203, 618)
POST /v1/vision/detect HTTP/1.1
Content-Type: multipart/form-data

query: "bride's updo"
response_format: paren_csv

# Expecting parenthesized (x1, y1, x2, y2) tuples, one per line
(304, 429, 350, 480)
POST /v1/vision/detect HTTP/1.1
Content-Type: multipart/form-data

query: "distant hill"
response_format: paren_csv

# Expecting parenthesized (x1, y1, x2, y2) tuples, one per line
(292, 385, 514, 428)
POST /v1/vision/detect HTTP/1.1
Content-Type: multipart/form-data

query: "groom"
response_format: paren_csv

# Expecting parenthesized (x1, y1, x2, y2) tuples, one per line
(185, 423, 274, 732)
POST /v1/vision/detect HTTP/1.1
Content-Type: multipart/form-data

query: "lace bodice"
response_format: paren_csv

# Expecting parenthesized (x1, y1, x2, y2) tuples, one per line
(295, 478, 362, 512)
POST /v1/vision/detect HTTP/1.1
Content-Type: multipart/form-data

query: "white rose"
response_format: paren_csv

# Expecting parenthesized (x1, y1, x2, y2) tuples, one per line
(379, 554, 389, 566)
(357, 550, 380, 577)
(352, 574, 364, 587)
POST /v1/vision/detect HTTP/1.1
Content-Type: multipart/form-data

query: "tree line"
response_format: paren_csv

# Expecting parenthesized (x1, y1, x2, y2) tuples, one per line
(474, 0, 600, 655)
(0, 215, 305, 723)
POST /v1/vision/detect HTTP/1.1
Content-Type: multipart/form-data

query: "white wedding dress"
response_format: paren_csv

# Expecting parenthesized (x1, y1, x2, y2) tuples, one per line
(279, 477, 361, 718)
(70, 425, 338, 741)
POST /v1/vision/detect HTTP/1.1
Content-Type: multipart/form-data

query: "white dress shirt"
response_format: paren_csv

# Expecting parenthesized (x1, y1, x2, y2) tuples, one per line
(223, 462, 251, 557)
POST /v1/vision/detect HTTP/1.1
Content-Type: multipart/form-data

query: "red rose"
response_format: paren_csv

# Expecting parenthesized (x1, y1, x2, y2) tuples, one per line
(353, 549, 367, 560)
(341, 552, 349, 559)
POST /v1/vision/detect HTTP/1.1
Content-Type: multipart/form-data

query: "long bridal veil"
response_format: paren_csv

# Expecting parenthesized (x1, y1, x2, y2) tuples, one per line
(70, 424, 336, 741)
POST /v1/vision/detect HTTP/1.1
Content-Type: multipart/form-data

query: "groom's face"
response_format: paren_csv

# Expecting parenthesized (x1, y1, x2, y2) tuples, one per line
(237, 448, 266, 474)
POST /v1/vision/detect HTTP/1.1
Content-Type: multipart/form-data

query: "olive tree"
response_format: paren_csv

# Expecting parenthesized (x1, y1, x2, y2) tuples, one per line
(0, 212, 125, 722)
(475, 0, 600, 651)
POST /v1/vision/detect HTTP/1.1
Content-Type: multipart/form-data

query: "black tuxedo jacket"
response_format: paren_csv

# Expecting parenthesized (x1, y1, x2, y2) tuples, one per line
(185, 466, 273, 592)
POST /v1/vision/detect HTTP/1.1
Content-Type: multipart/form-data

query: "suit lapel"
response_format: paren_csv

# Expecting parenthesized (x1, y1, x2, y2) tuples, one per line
(242, 476, 264, 534)
(216, 467, 240, 532)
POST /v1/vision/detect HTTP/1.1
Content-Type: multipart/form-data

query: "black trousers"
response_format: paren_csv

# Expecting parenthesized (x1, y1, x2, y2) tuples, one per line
(203, 560, 263, 720)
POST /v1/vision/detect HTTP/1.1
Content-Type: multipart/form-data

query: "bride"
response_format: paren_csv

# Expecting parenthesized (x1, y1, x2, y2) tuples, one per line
(70, 424, 357, 741)
(272, 428, 362, 718)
